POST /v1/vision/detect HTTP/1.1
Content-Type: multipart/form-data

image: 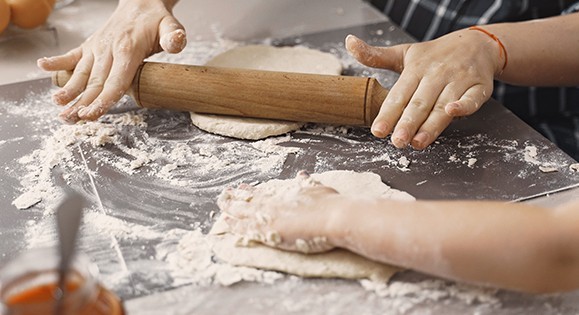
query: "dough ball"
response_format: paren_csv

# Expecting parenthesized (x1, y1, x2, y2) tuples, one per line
(191, 45, 343, 140)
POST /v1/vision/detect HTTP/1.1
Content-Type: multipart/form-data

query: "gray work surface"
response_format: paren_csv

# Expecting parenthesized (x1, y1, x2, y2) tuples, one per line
(1, 16, 579, 315)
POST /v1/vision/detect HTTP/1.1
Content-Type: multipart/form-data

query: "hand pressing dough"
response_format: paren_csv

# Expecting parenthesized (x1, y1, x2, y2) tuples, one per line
(190, 45, 343, 140)
(211, 170, 414, 281)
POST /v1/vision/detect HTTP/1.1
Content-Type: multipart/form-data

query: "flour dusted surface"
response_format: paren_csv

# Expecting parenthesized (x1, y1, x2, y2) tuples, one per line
(5, 34, 578, 314)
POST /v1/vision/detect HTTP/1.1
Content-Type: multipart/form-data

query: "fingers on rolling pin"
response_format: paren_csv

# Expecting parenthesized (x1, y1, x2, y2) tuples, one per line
(372, 70, 419, 141)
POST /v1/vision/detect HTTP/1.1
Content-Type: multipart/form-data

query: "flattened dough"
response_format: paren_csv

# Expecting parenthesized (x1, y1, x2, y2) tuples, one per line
(191, 45, 343, 140)
(211, 170, 414, 281)
(189, 113, 303, 141)
(212, 234, 400, 282)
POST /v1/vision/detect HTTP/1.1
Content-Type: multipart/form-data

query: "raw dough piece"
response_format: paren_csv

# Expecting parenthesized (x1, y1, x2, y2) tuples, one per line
(189, 113, 303, 141)
(211, 170, 414, 281)
(310, 170, 415, 201)
(205, 45, 343, 75)
(212, 234, 400, 282)
(191, 45, 343, 140)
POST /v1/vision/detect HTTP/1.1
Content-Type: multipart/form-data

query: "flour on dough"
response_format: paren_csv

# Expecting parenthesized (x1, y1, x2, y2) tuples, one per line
(211, 170, 414, 281)
(189, 113, 303, 141)
(191, 45, 343, 140)
(310, 170, 415, 202)
(211, 234, 400, 282)
(205, 45, 343, 75)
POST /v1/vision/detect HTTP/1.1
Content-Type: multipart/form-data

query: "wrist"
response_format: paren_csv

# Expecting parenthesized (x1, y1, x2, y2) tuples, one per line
(466, 26, 508, 76)
(324, 196, 376, 250)
(321, 195, 352, 248)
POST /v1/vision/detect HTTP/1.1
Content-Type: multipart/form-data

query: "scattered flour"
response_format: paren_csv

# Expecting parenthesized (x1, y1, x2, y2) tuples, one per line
(467, 158, 477, 168)
(539, 166, 558, 173)
(4, 35, 576, 312)
(523, 144, 565, 173)
(12, 107, 301, 208)
(163, 229, 284, 287)
(360, 279, 500, 313)
(524, 145, 539, 164)
(162, 229, 500, 313)
(397, 156, 410, 170)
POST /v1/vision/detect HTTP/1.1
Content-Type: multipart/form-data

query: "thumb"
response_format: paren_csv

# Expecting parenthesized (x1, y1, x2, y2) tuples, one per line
(345, 34, 407, 73)
(159, 15, 187, 53)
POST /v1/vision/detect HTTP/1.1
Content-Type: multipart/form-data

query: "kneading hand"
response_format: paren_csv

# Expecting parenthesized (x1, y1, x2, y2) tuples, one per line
(38, 0, 186, 123)
(346, 29, 503, 149)
(218, 171, 341, 254)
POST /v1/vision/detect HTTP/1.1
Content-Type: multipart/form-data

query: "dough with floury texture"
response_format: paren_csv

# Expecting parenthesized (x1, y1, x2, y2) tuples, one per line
(212, 234, 401, 282)
(211, 170, 414, 281)
(191, 45, 343, 140)
(310, 170, 415, 202)
(189, 113, 303, 141)
(205, 45, 343, 75)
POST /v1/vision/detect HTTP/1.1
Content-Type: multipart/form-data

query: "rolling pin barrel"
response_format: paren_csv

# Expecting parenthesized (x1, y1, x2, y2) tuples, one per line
(53, 62, 388, 126)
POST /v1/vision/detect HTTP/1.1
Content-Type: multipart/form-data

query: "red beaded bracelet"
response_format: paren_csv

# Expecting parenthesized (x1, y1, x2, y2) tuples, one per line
(469, 25, 508, 72)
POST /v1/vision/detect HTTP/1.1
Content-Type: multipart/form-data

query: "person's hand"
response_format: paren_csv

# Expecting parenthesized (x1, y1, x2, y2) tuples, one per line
(37, 0, 186, 124)
(218, 171, 341, 254)
(346, 29, 504, 149)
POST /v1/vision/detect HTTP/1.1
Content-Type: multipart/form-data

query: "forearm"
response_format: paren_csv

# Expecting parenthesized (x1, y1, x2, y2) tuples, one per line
(328, 198, 579, 293)
(483, 13, 579, 86)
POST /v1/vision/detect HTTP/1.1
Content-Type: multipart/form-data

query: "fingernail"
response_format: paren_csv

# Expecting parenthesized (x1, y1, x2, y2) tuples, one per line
(345, 34, 360, 52)
(52, 89, 68, 105)
(392, 128, 409, 147)
(371, 121, 389, 138)
(345, 34, 354, 43)
(78, 100, 106, 119)
(411, 131, 430, 149)
(59, 114, 74, 124)
(445, 102, 460, 116)
(77, 106, 90, 118)
(37, 57, 51, 68)
(59, 106, 83, 124)
(161, 29, 187, 53)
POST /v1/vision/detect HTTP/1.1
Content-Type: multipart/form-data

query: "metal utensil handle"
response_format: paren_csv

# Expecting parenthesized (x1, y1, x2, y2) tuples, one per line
(54, 191, 85, 314)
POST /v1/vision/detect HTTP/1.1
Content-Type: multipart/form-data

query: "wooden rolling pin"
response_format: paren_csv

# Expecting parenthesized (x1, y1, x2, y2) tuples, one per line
(53, 62, 389, 126)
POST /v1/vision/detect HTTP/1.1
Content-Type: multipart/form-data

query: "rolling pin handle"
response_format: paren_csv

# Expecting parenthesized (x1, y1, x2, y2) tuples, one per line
(52, 70, 73, 88)
(366, 78, 388, 126)
(51, 62, 389, 125)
